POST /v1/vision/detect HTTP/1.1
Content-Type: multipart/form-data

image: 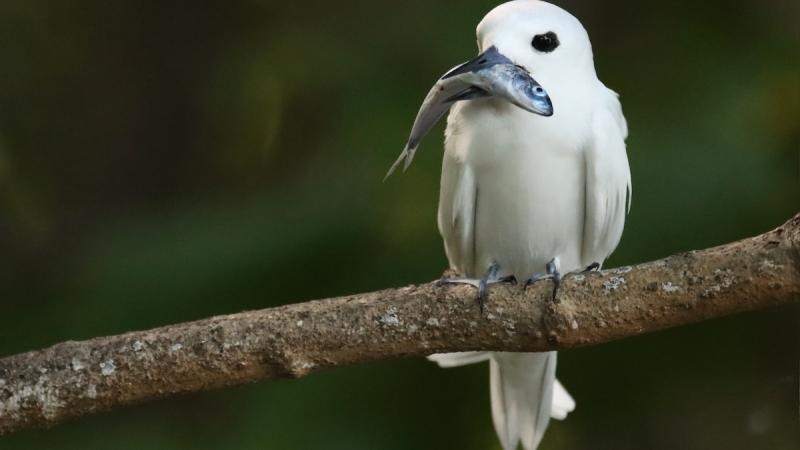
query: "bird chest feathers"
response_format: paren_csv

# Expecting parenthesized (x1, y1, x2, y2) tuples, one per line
(441, 100, 593, 277)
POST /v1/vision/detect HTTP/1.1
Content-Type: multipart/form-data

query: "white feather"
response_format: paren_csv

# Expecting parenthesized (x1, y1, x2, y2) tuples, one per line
(438, 148, 478, 276)
(550, 379, 576, 420)
(490, 352, 557, 450)
(582, 89, 631, 264)
(427, 352, 491, 368)
(428, 2, 631, 449)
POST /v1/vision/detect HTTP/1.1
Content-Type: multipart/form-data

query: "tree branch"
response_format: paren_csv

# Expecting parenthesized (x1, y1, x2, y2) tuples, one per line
(1, 214, 798, 435)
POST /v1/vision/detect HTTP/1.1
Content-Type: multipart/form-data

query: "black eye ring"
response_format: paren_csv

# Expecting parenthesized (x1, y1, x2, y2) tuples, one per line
(532, 32, 559, 53)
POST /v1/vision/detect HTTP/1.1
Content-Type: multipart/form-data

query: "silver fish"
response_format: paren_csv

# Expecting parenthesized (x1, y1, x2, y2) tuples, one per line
(385, 46, 552, 179)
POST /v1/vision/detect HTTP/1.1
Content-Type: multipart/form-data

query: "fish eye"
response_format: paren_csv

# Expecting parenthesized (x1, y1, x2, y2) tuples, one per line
(531, 32, 559, 53)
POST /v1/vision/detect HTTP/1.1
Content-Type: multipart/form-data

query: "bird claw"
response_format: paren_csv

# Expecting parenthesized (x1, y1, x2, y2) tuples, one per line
(437, 263, 516, 311)
(582, 262, 601, 273)
(523, 258, 562, 302)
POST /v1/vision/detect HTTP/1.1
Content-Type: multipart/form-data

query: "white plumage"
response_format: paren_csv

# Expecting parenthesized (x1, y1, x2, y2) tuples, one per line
(427, 2, 631, 449)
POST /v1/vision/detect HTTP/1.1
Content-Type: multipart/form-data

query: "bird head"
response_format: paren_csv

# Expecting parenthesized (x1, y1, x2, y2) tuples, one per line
(447, 0, 597, 116)
(384, 1, 600, 178)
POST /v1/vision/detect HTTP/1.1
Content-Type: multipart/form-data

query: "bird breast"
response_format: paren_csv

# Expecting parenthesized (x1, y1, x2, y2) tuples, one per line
(441, 100, 591, 279)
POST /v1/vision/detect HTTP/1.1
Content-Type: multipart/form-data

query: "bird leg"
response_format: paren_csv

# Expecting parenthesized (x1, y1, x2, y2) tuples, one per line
(524, 257, 562, 302)
(437, 262, 517, 311)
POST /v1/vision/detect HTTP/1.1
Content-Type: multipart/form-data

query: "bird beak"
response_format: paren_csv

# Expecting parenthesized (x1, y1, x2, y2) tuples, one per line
(442, 46, 553, 116)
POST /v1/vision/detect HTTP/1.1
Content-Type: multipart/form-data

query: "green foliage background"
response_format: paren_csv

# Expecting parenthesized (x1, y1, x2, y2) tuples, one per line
(1, 1, 797, 449)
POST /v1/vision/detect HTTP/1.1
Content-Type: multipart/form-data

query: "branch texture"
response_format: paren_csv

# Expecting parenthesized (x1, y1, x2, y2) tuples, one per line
(1, 214, 798, 435)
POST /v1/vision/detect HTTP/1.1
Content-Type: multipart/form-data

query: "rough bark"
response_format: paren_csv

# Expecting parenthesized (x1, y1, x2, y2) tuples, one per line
(1, 214, 798, 435)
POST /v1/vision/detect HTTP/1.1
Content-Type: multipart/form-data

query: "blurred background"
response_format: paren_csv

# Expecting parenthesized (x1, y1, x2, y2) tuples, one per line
(0, 0, 798, 449)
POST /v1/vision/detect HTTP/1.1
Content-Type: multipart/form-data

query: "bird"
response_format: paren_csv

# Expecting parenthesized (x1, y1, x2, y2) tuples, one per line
(386, 1, 631, 449)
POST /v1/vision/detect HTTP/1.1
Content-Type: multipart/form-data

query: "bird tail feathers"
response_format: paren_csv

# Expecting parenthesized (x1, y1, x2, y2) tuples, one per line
(427, 351, 492, 368)
(551, 377, 576, 420)
(428, 351, 575, 450)
(490, 352, 564, 450)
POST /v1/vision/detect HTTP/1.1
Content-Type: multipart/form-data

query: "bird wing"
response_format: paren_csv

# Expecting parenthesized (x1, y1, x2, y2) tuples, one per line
(582, 89, 631, 265)
(437, 124, 477, 276)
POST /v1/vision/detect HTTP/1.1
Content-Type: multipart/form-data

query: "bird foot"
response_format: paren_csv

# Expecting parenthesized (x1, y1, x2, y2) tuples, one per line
(437, 262, 516, 311)
(524, 258, 562, 302)
(524, 260, 601, 302)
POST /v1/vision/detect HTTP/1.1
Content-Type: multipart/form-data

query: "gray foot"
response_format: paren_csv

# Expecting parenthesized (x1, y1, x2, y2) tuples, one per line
(524, 258, 562, 301)
(437, 262, 516, 311)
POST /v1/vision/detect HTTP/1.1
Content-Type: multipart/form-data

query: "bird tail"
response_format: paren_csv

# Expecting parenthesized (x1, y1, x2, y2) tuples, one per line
(429, 351, 575, 449)
(490, 352, 568, 450)
(427, 351, 492, 368)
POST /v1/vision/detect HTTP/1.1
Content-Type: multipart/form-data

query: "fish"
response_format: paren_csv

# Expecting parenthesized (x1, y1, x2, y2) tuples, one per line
(384, 46, 552, 179)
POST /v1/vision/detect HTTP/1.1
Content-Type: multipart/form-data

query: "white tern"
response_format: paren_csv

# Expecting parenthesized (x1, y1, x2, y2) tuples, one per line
(386, 1, 631, 449)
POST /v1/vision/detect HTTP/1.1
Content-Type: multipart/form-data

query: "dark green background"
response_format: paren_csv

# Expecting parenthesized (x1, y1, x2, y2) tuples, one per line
(1, 1, 798, 449)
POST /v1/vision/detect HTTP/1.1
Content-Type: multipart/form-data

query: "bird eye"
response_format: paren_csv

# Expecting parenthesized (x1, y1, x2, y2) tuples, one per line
(531, 32, 559, 53)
